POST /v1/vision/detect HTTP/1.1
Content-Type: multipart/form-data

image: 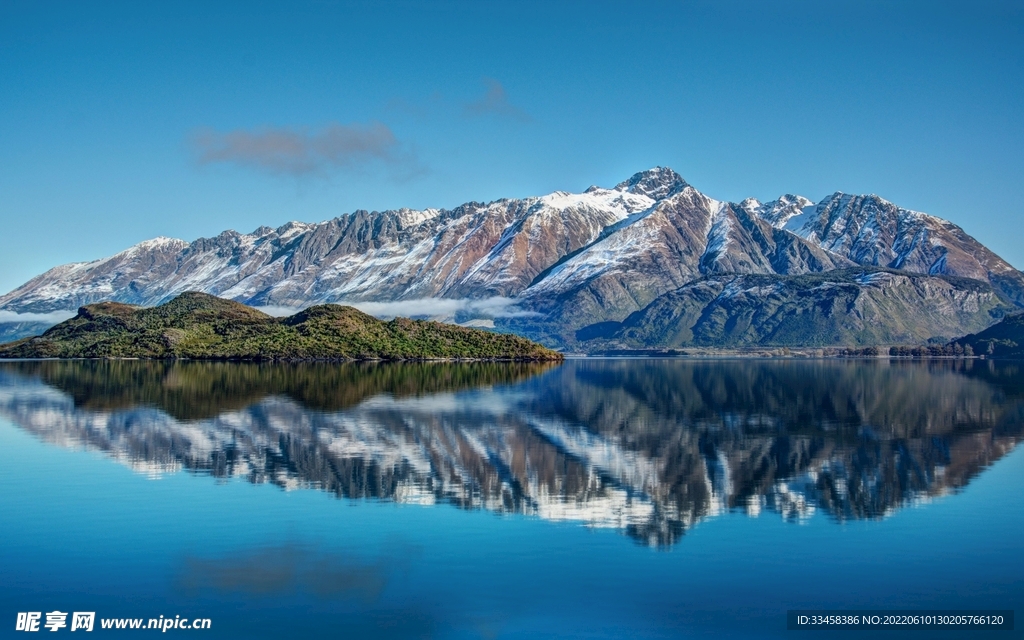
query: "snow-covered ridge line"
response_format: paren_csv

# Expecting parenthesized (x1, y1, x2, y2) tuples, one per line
(1, 166, 1021, 330)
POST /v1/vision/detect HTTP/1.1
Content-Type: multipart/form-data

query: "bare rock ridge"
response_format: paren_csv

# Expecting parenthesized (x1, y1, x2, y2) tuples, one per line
(1, 167, 1022, 349)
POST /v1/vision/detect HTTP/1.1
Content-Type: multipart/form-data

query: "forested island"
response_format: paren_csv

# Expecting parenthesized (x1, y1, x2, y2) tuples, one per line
(0, 292, 562, 361)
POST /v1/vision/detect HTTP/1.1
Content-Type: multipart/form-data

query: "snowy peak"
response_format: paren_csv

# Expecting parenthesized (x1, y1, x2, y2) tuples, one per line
(741, 194, 815, 229)
(129, 236, 190, 252)
(534, 187, 655, 219)
(614, 167, 688, 200)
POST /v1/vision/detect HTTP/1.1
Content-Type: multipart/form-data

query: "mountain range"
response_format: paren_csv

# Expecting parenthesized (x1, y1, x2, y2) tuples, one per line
(2, 167, 1021, 349)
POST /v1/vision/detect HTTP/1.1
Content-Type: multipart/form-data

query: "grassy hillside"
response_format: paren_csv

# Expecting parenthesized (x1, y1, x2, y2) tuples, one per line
(0, 292, 562, 361)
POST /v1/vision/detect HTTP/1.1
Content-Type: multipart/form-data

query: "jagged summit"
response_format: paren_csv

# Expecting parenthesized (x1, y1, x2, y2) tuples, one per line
(740, 194, 814, 229)
(614, 167, 688, 199)
(133, 236, 189, 250)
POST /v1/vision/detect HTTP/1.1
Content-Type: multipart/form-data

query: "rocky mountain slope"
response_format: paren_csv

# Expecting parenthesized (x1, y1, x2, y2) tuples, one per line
(775, 192, 1024, 306)
(2, 168, 1021, 348)
(0, 321, 54, 344)
(574, 268, 1010, 350)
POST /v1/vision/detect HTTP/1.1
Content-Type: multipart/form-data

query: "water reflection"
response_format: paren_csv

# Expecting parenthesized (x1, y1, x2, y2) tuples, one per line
(1, 359, 1021, 546)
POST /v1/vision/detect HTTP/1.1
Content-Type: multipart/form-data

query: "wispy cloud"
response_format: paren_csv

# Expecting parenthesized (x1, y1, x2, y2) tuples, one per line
(464, 78, 531, 123)
(190, 121, 425, 179)
(0, 310, 77, 324)
(178, 541, 418, 600)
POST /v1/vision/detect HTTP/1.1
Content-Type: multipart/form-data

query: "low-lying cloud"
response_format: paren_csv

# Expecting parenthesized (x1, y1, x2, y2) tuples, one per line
(255, 297, 539, 321)
(0, 310, 77, 324)
(350, 297, 539, 320)
(464, 78, 531, 123)
(190, 121, 424, 179)
(252, 305, 306, 318)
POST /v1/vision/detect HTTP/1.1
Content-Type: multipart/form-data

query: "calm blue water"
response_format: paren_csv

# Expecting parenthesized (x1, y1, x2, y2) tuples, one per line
(1, 359, 1022, 638)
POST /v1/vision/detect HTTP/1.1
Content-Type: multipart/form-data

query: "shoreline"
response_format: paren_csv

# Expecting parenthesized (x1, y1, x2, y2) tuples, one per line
(0, 355, 564, 363)
(1, 353, 1018, 362)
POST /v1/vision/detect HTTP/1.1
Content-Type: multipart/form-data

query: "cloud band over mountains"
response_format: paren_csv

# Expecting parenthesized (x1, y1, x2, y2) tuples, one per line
(0, 310, 77, 324)
(254, 297, 539, 320)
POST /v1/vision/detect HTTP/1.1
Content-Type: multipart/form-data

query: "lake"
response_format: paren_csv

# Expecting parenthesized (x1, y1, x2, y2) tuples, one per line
(1, 358, 1022, 638)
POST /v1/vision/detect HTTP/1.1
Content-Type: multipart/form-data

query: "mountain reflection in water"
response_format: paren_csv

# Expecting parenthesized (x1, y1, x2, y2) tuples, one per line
(1, 359, 1022, 546)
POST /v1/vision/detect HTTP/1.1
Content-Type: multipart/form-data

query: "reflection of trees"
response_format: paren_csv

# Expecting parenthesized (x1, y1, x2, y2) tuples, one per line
(1, 360, 557, 419)
(0, 359, 1021, 547)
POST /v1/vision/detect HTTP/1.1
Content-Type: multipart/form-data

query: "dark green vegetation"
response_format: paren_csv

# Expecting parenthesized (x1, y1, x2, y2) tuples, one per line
(953, 312, 1024, 358)
(0, 359, 558, 420)
(0, 292, 562, 361)
(571, 268, 1012, 351)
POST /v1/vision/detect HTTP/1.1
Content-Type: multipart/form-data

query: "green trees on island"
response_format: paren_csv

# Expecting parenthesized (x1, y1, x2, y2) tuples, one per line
(0, 292, 563, 361)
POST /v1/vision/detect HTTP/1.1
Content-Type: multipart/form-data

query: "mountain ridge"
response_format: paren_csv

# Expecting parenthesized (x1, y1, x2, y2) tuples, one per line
(2, 168, 1021, 349)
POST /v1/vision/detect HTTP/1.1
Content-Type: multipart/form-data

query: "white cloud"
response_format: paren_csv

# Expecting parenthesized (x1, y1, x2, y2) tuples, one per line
(252, 305, 305, 317)
(0, 310, 77, 324)
(347, 297, 539, 320)
(254, 297, 539, 321)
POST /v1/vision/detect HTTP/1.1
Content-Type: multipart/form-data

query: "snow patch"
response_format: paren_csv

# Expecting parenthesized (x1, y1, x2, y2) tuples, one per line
(701, 201, 732, 264)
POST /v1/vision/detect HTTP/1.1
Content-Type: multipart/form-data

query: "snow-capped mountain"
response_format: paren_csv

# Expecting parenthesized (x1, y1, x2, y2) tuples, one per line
(0, 173, 664, 314)
(1, 167, 1021, 347)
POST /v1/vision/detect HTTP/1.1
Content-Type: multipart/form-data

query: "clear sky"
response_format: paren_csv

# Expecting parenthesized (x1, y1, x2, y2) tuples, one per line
(1, 0, 1022, 296)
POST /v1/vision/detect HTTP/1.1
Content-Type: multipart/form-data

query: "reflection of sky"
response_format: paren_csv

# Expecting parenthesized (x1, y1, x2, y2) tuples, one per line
(2, 418, 1024, 639)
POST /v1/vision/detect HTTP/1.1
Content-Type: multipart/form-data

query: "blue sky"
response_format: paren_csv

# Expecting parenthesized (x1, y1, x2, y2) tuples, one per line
(1, 0, 1022, 295)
